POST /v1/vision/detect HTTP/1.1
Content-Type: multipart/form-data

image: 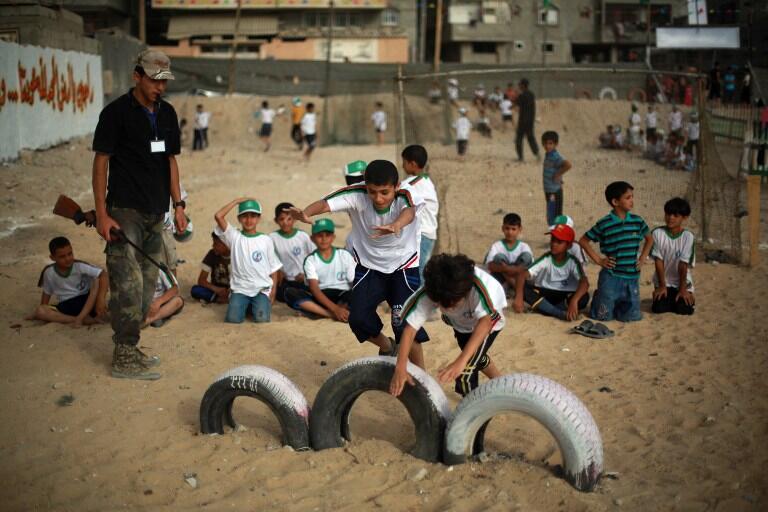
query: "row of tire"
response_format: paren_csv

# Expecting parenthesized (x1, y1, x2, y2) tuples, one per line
(199, 356, 604, 492)
(574, 87, 648, 103)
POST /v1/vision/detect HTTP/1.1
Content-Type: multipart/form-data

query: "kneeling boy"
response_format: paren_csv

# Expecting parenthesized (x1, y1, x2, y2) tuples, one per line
(390, 254, 506, 397)
(29, 237, 108, 327)
(144, 269, 184, 327)
(651, 197, 695, 315)
(191, 232, 231, 303)
(484, 213, 533, 292)
(513, 224, 589, 321)
(284, 219, 356, 321)
(270, 202, 315, 303)
(215, 198, 282, 323)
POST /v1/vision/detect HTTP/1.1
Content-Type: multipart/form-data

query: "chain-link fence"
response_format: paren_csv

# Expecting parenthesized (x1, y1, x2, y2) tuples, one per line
(393, 67, 745, 264)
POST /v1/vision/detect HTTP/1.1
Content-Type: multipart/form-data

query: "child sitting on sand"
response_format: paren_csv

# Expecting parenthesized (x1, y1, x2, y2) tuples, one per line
(214, 198, 282, 323)
(191, 232, 231, 304)
(389, 253, 505, 397)
(270, 202, 316, 303)
(283, 219, 355, 321)
(651, 197, 695, 315)
(513, 224, 589, 321)
(28, 237, 108, 326)
(143, 269, 184, 327)
(484, 213, 533, 295)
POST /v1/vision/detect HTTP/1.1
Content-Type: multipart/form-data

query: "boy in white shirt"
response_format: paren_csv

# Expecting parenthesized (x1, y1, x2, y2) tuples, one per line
(371, 102, 387, 146)
(548, 214, 587, 265)
(143, 268, 183, 327)
(645, 104, 657, 142)
(484, 213, 533, 294)
(288, 160, 429, 361)
(401, 145, 439, 280)
(301, 102, 317, 161)
(651, 197, 695, 315)
(284, 219, 356, 321)
(500, 94, 514, 131)
(390, 254, 506, 398)
(29, 237, 108, 326)
(258, 100, 276, 152)
(214, 198, 282, 323)
(270, 202, 316, 304)
(513, 224, 589, 321)
(668, 104, 683, 137)
(685, 111, 700, 162)
(193, 104, 210, 151)
(453, 107, 471, 157)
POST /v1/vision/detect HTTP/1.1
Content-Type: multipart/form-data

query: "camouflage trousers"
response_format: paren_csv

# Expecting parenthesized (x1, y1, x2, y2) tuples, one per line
(106, 207, 164, 346)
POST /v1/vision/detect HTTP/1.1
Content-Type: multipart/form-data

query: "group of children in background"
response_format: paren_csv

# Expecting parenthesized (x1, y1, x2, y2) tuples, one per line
(599, 103, 700, 172)
(29, 138, 697, 398)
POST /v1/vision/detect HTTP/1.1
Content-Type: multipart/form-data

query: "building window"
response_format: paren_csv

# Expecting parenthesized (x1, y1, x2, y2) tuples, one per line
(381, 8, 399, 27)
(306, 11, 361, 28)
(472, 42, 497, 54)
(538, 7, 559, 26)
(542, 42, 555, 53)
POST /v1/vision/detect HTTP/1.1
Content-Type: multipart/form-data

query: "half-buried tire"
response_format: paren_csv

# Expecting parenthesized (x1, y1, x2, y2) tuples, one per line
(444, 373, 603, 492)
(310, 356, 451, 462)
(199, 365, 311, 451)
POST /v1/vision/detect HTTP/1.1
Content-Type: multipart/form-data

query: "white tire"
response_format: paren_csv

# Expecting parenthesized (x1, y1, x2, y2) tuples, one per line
(444, 373, 603, 492)
(598, 86, 618, 101)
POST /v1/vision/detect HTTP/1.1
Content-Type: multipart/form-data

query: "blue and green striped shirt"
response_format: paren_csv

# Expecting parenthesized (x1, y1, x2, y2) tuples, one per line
(585, 211, 649, 279)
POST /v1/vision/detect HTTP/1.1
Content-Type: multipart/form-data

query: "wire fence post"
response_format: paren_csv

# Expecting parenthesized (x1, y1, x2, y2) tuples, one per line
(396, 64, 406, 156)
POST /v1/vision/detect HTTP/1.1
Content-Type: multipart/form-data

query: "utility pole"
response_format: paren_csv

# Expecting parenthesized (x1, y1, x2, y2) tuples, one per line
(644, 0, 651, 66)
(322, 0, 335, 144)
(433, 0, 443, 72)
(139, 0, 146, 43)
(419, 0, 427, 63)
(227, 0, 243, 94)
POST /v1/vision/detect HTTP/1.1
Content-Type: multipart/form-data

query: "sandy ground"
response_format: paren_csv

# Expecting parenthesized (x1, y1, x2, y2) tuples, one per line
(1, 96, 767, 512)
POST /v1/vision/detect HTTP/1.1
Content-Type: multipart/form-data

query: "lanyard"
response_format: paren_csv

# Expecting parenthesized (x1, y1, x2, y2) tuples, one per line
(143, 104, 160, 140)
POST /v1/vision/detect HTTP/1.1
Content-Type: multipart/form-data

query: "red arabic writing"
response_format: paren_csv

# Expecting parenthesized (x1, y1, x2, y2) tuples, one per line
(0, 55, 95, 113)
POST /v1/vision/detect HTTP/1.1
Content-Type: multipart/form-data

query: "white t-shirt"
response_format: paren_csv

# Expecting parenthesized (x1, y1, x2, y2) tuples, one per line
(301, 112, 317, 135)
(527, 252, 584, 292)
(324, 183, 424, 273)
(669, 111, 683, 131)
(454, 117, 472, 141)
(371, 110, 387, 131)
(39, 261, 102, 302)
(153, 269, 177, 300)
(687, 121, 700, 141)
(402, 267, 507, 334)
(484, 240, 533, 267)
(500, 99, 513, 116)
(569, 244, 588, 266)
(269, 229, 315, 281)
(646, 111, 657, 129)
(404, 174, 439, 240)
(651, 227, 695, 291)
(447, 85, 459, 101)
(214, 224, 283, 297)
(194, 111, 210, 129)
(630, 112, 642, 130)
(303, 248, 356, 291)
(261, 108, 275, 124)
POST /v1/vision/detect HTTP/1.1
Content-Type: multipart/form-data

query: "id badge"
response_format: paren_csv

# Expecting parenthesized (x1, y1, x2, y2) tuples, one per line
(150, 140, 166, 153)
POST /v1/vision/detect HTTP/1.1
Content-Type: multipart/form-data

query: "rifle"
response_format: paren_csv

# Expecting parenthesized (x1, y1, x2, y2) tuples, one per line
(52, 195, 170, 273)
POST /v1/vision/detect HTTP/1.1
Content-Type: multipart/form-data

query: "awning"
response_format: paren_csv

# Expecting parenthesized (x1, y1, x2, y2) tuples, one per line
(166, 15, 278, 40)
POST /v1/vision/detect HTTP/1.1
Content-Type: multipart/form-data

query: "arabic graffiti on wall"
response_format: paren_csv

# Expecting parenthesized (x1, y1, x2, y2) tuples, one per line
(0, 40, 103, 161)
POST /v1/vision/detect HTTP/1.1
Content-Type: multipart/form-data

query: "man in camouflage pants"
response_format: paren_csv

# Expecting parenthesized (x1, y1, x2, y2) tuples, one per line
(92, 50, 187, 380)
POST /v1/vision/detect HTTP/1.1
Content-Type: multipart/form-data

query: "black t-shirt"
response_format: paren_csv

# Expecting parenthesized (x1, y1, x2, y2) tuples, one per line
(202, 250, 231, 288)
(92, 89, 181, 214)
(516, 90, 536, 129)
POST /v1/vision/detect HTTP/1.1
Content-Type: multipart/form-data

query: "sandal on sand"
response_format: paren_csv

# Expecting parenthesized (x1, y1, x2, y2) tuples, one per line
(571, 320, 614, 339)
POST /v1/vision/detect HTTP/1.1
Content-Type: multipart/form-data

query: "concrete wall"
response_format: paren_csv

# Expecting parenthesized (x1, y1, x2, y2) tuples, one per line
(0, 40, 103, 161)
(0, 4, 100, 54)
(95, 29, 145, 104)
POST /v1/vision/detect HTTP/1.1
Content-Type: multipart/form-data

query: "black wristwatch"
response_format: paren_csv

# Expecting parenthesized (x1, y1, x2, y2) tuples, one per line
(173, 200, 186, 209)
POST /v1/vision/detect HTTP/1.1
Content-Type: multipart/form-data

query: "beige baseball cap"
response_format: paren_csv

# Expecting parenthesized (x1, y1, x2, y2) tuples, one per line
(136, 49, 175, 80)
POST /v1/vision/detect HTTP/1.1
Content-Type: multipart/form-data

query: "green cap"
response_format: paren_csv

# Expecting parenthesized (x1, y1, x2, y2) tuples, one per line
(238, 199, 262, 216)
(343, 160, 367, 177)
(312, 218, 335, 234)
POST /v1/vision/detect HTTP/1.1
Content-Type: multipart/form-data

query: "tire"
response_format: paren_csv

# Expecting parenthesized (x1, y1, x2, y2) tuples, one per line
(575, 89, 592, 99)
(309, 356, 451, 462)
(444, 373, 603, 492)
(199, 365, 311, 451)
(598, 86, 618, 101)
(627, 88, 647, 103)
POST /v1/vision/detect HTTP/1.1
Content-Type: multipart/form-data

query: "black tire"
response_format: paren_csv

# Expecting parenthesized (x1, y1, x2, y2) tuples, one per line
(309, 356, 451, 462)
(199, 365, 311, 451)
(444, 373, 603, 492)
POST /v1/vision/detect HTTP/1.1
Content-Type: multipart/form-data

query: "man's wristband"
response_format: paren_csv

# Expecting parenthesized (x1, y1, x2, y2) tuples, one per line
(173, 200, 186, 209)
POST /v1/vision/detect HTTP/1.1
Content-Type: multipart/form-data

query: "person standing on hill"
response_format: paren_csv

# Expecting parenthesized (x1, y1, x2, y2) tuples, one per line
(515, 78, 539, 162)
(92, 49, 187, 380)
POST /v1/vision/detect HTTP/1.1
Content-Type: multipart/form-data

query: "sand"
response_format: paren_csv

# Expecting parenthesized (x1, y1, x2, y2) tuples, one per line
(1, 96, 767, 512)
